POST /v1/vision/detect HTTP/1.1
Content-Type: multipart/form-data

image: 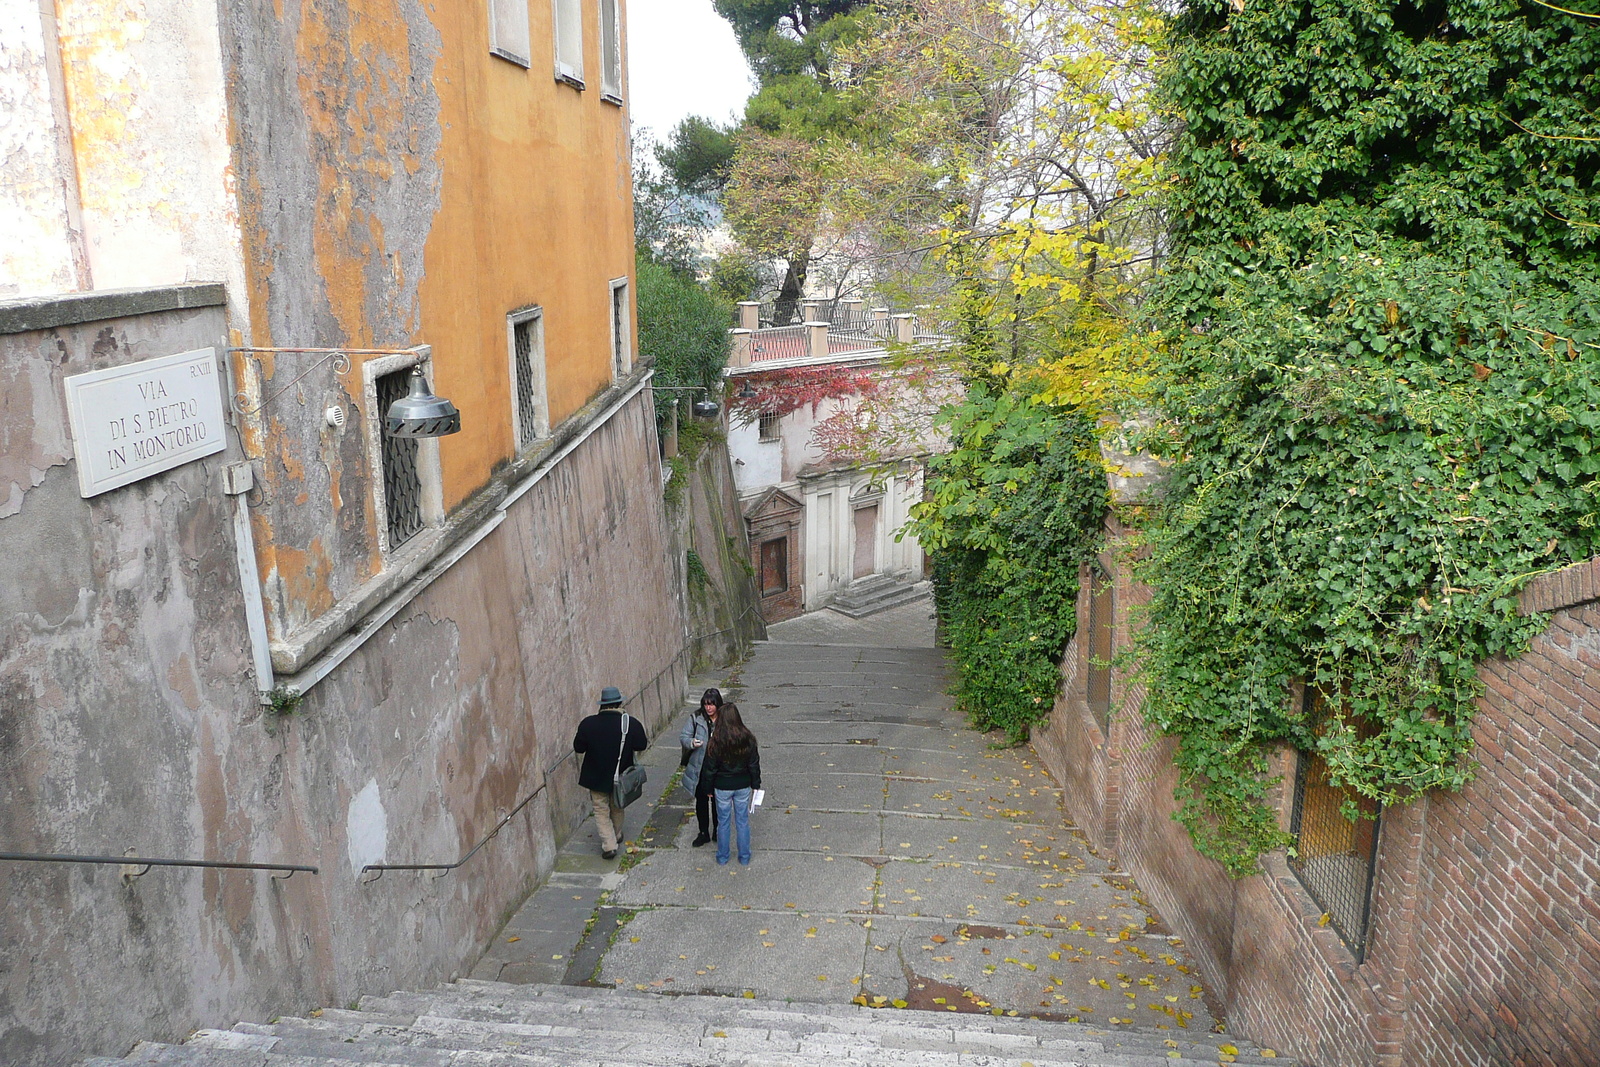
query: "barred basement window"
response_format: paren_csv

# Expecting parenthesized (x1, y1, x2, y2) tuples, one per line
(758, 411, 781, 442)
(610, 278, 631, 380)
(1085, 563, 1114, 734)
(509, 306, 547, 448)
(376, 368, 425, 548)
(1290, 696, 1383, 961)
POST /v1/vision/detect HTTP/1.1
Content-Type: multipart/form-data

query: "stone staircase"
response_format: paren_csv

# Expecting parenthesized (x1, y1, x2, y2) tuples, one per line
(84, 980, 1296, 1067)
(828, 575, 930, 619)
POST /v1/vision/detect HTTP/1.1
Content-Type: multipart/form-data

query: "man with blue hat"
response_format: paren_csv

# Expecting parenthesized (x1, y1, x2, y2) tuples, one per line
(572, 685, 648, 859)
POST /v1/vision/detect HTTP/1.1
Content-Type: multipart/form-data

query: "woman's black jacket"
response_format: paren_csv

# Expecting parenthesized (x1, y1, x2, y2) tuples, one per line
(573, 710, 648, 792)
(701, 742, 761, 792)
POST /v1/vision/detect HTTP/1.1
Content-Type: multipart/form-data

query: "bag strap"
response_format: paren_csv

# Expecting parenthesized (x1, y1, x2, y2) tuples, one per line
(614, 713, 630, 783)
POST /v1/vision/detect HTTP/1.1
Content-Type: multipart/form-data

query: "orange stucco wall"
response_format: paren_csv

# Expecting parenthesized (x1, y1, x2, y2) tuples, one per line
(217, 0, 638, 635)
(231, 0, 635, 518)
(420, 0, 636, 508)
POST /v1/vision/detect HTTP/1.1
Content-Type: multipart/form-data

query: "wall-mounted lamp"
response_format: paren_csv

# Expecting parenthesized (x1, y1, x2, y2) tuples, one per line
(736, 380, 758, 399)
(385, 367, 461, 438)
(655, 385, 721, 419)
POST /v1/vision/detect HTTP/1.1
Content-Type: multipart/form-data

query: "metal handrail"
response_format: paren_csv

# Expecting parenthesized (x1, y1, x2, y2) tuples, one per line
(18, 617, 760, 887)
(358, 622, 751, 882)
(0, 852, 317, 879)
(361, 780, 550, 880)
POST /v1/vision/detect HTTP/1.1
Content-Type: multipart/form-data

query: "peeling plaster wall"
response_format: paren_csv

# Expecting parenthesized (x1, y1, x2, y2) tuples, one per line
(0, 300, 269, 1066)
(0, 298, 686, 1066)
(218, 0, 636, 639)
(0, 0, 86, 296)
(218, 0, 447, 637)
(48, 0, 249, 318)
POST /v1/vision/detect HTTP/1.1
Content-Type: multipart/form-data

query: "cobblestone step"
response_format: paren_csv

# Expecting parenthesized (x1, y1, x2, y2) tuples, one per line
(84, 980, 1296, 1067)
(828, 577, 931, 619)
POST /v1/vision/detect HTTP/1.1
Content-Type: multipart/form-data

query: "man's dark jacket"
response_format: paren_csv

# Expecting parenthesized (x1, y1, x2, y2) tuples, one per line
(573, 709, 648, 792)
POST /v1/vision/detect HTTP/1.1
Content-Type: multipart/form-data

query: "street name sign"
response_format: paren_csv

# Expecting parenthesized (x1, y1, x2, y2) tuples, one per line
(63, 347, 228, 498)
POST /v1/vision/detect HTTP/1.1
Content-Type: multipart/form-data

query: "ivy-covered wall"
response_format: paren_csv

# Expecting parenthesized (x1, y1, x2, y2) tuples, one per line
(910, 384, 1107, 742)
(1140, 0, 1600, 873)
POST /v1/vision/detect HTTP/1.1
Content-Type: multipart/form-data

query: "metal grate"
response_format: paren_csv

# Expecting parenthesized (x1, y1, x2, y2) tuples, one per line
(611, 283, 628, 378)
(377, 368, 425, 548)
(514, 317, 540, 448)
(1085, 564, 1113, 734)
(1289, 744, 1382, 961)
(758, 411, 781, 441)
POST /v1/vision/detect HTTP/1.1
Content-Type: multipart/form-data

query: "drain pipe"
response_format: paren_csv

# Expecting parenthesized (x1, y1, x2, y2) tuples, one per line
(221, 461, 276, 702)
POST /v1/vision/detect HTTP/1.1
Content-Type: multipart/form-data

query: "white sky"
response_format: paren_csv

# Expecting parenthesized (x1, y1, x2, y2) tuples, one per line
(627, 0, 753, 142)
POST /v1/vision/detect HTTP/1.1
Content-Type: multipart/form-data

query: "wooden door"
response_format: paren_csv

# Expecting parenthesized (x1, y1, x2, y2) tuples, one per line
(852, 504, 878, 579)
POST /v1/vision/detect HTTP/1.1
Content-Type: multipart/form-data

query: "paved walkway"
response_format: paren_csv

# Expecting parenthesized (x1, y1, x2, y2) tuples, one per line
(472, 599, 1219, 1036)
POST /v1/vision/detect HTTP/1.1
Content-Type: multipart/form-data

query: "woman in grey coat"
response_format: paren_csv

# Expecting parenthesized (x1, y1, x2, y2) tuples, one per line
(680, 688, 721, 846)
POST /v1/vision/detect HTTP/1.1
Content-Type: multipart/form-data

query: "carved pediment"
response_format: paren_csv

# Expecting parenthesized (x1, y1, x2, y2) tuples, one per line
(744, 486, 804, 523)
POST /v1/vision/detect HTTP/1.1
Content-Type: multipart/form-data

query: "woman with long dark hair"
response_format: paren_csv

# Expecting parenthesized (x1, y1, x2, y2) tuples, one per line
(701, 702, 761, 865)
(680, 687, 721, 846)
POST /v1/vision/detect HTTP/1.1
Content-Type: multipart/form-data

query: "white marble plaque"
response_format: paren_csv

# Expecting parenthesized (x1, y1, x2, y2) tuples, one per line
(63, 347, 228, 498)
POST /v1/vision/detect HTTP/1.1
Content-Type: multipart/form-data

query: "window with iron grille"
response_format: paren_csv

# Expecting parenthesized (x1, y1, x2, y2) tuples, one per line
(1085, 563, 1113, 734)
(600, 0, 622, 101)
(554, 0, 583, 85)
(758, 411, 781, 442)
(376, 368, 425, 549)
(511, 308, 546, 448)
(760, 537, 788, 596)
(1289, 695, 1383, 961)
(610, 279, 630, 380)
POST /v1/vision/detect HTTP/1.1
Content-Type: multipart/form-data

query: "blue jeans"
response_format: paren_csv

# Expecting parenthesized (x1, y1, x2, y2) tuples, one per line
(714, 787, 752, 865)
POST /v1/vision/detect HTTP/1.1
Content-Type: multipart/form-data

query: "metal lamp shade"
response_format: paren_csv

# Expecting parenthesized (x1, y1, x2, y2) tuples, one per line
(691, 398, 721, 419)
(385, 368, 461, 438)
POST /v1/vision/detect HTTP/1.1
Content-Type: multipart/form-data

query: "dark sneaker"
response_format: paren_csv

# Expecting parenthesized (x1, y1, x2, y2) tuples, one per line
(692, 833, 711, 847)
(602, 849, 617, 859)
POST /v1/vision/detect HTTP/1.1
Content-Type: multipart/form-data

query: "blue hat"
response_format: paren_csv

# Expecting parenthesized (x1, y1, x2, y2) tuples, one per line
(598, 686, 623, 707)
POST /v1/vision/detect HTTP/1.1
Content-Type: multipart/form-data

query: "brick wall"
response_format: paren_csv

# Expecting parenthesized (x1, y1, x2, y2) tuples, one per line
(1399, 567, 1600, 1065)
(1032, 516, 1600, 1066)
